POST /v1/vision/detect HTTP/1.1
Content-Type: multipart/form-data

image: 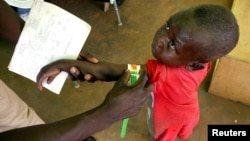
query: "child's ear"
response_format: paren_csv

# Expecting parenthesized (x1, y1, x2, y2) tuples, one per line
(186, 62, 205, 71)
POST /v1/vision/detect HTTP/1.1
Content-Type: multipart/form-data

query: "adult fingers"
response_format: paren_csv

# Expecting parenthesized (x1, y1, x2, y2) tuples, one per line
(133, 70, 148, 89)
(144, 83, 154, 97)
(69, 67, 82, 80)
(115, 70, 130, 86)
(132, 70, 153, 100)
(78, 51, 99, 63)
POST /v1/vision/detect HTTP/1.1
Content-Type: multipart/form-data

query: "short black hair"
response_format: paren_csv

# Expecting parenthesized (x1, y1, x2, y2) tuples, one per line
(193, 4, 239, 61)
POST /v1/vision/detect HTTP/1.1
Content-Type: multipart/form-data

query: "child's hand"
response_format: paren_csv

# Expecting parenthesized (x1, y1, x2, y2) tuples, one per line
(36, 60, 63, 91)
(36, 51, 99, 91)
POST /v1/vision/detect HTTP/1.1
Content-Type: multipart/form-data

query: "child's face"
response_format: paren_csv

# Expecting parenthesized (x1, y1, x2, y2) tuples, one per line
(151, 8, 204, 66)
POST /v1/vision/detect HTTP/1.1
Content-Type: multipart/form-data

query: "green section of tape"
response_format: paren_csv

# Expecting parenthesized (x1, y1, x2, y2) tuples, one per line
(120, 66, 140, 138)
(120, 118, 129, 137)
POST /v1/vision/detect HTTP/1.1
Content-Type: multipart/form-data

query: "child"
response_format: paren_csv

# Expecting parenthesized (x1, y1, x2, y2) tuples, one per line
(37, 4, 239, 141)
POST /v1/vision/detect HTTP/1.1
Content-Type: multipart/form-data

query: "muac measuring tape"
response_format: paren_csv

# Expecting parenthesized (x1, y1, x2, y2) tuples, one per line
(120, 64, 140, 138)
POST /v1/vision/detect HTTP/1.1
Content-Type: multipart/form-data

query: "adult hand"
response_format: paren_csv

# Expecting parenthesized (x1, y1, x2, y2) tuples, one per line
(102, 69, 153, 120)
(1, 69, 153, 141)
(77, 51, 98, 63)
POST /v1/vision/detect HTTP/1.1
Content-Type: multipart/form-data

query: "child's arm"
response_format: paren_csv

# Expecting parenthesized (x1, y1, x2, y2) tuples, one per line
(37, 59, 146, 90)
(71, 60, 147, 81)
(71, 60, 127, 81)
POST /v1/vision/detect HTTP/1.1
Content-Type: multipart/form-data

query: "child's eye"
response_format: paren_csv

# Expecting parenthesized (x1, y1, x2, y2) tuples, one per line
(169, 41, 175, 49)
(165, 22, 170, 30)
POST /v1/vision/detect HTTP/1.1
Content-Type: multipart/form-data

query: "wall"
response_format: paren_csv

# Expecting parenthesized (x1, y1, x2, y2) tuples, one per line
(208, 0, 250, 105)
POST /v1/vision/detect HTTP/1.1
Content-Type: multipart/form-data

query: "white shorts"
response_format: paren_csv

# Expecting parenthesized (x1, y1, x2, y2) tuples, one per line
(0, 80, 44, 132)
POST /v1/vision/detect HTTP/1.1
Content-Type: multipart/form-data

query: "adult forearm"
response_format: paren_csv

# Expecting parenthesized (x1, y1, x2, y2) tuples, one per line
(0, 104, 113, 141)
(0, 1, 24, 43)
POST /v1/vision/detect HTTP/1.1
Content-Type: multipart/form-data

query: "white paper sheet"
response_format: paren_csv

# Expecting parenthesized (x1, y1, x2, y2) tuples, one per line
(4, 0, 34, 8)
(8, 0, 91, 94)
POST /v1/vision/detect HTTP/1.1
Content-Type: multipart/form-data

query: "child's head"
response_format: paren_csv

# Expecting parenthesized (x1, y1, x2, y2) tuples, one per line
(151, 4, 239, 67)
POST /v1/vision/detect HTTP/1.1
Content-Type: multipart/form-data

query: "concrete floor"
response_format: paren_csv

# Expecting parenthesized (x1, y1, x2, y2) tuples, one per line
(1, 0, 250, 140)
